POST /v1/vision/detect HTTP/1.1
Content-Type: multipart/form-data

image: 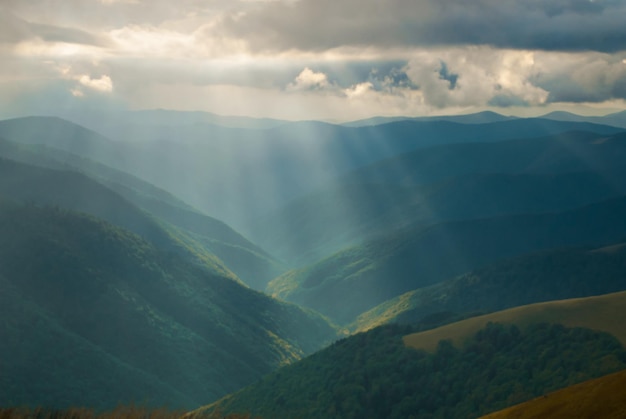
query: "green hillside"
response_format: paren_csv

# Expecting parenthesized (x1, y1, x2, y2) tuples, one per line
(190, 321, 626, 419)
(0, 203, 337, 409)
(403, 291, 626, 352)
(480, 369, 626, 419)
(268, 196, 626, 325)
(0, 138, 285, 289)
(355, 243, 626, 331)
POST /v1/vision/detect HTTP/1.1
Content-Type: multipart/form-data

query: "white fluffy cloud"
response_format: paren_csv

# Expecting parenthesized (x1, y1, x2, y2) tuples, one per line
(77, 74, 113, 92)
(403, 48, 549, 108)
(288, 68, 331, 91)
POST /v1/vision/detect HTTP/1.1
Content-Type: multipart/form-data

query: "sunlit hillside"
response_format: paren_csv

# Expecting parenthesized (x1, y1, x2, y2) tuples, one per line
(403, 291, 626, 352)
(480, 369, 626, 419)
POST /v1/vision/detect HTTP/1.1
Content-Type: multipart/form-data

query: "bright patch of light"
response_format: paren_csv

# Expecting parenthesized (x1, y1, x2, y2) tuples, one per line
(77, 74, 113, 92)
(13, 41, 101, 58)
(288, 68, 330, 91)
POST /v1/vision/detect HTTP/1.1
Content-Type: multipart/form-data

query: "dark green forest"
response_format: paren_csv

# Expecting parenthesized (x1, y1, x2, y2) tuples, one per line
(199, 322, 626, 419)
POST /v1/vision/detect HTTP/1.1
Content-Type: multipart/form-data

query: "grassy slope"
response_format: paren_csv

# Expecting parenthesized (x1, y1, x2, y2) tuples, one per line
(0, 204, 337, 409)
(268, 195, 626, 325)
(403, 291, 626, 352)
(480, 369, 626, 419)
(355, 243, 626, 331)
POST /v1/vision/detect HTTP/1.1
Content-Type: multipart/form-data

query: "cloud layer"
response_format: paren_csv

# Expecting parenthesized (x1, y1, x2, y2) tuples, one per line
(1, 0, 625, 120)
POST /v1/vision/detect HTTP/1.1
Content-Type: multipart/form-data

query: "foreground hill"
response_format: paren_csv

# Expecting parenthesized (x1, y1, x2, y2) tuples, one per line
(0, 204, 336, 409)
(251, 130, 626, 264)
(480, 369, 626, 419)
(355, 243, 626, 331)
(190, 319, 626, 419)
(269, 196, 626, 325)
(404, 291, 626, 352)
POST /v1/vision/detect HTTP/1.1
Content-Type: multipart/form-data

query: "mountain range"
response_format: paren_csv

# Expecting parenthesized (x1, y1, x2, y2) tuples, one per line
(2, 109, 626, 415)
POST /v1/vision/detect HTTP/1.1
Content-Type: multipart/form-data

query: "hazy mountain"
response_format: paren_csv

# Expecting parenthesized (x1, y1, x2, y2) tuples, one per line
(540, 110, 626, 129)
(190, 304, 626, 419)
(0, 203, 337, 410)
(2, 115, 620, 232)
(268, 196, 626, 325)
(355, 243, 626, 332)
(251, 170, 626, 266)
(249, 130, 626, 265)
(0, 139, 285, 289)
(343, 110, 517, 127)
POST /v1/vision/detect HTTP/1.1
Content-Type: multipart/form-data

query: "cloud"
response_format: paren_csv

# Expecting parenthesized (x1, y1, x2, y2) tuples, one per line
(77, 74, 113, 93)
(219, 0, 626, 53)
(531, 52, 626, 103)
(288, 68, 331, 91)
(399, 48, 548, 108)
(0, 9, 106, 46)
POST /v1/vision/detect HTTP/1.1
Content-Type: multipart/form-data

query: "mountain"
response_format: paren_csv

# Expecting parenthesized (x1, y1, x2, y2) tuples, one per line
(268, 196, 626, 325)
(480, 369, 626, 419)
(2, 116, 621, 233)
(249, 130, 626, 265)
(343, 110, 516, 127)
(403, 290, 626, 352)
(355, 243, 626, 331)
(65, 109, 289, 135)
(0, 156, 240, 281)
(540, 110, 626, 129)
(189, 315, 626, 419)
(0, 203, 337, 410)
(0, 140, 285, 290)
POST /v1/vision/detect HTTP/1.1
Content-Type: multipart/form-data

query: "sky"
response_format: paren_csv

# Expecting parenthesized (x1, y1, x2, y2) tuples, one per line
(1, 0, 626, 122)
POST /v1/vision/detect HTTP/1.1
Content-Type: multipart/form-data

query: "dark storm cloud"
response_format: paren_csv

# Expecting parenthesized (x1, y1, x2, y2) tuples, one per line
(219, 0, 626, 53)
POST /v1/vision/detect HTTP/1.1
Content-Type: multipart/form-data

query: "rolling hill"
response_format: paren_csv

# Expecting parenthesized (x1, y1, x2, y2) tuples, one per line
(189, 315, 626, 419)
(355, 243, 626, 331)
(268, 195, 626, 325)
(0, 203, 337, 410)
(403, 291, 626, 352)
